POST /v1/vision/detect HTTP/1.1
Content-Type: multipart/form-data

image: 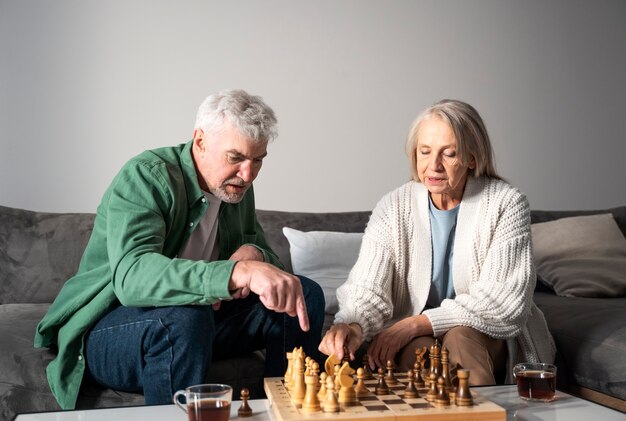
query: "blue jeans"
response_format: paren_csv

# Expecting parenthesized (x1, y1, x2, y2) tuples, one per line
(84, 276, 324, 405)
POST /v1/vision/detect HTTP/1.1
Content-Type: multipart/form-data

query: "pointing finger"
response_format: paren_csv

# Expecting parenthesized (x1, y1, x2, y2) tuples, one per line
(295, 293, 310, 332)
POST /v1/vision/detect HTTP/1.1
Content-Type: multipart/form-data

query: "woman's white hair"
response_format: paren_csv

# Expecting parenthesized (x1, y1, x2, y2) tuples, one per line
(405, 99, 501, 181)
(194, 89, 278, 143)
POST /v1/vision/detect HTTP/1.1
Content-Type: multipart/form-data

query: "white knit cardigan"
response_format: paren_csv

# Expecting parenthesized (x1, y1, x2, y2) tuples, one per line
(334, 177, 555, 381)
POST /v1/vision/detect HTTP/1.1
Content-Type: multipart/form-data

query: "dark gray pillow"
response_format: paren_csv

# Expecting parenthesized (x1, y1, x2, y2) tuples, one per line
(531, 213, 626, 297)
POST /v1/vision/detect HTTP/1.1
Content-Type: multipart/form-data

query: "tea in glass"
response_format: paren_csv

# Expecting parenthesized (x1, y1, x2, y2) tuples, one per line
(513, 363, 556, 402)
(174, 384, 233, 421)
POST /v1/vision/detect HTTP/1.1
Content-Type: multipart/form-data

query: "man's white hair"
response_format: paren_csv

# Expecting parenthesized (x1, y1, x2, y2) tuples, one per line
(194, 89, 278, 143)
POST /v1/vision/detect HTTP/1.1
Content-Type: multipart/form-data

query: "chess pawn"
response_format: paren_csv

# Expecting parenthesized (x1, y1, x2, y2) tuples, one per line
(305, 356, 312, 376)
(413, 361, 425, 388)
(354, 367, 370, 397)
(301, 372, 322, 413)
(426, 373, 438, 402)
(384, 360, 398, 385)
(238, 388, 253, 417)
(322, 375, 340, 413)
(310, 362, 321, 391)
(455, 369, 474, 406)
(362, 354, 374, 379)
(434, 377, 451, 407)
(413, 347, 425, 386)
(317, 372, 328, 402)
(403, 369, 419, 399)
(375, 368, 390, 395)
(290, 355, 306, 407)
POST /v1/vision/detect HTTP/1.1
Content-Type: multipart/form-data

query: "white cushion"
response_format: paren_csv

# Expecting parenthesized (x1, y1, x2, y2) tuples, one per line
(282, 227, 363, 314)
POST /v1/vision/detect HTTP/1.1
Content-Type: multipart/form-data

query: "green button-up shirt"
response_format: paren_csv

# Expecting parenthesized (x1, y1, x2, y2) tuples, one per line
(34, 141, 282, 409)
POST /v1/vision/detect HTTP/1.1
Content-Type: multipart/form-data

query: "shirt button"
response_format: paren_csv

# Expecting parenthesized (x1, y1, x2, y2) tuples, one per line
(201, 197, 206, 203)
(189, 222, 194, 227)
(78, 355, 83, 361)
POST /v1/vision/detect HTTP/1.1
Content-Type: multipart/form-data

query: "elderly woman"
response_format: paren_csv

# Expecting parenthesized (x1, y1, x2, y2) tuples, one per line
(319, 99, 555, 385)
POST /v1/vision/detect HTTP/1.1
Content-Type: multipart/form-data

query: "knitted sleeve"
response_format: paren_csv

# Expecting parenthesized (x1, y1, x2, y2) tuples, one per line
(423, 184, 536, 339)
(333, 188, 405, 341)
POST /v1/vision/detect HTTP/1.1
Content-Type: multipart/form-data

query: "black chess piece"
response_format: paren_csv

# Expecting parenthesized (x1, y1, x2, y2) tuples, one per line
(238, 387, 253, 417)
(375, 368, 390, 395)
(404, 369, 419, 398)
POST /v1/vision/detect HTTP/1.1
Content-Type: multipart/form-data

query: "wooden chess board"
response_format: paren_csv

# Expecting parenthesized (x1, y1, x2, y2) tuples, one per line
(263, 373, 506, 421)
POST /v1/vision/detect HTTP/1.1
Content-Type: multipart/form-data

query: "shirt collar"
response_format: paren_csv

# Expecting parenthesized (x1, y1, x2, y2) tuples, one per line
(180, 140, 205, 208)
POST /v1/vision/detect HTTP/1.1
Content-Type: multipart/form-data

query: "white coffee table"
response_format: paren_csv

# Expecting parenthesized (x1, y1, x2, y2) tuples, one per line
(15, 386, 625, 421)
(15, 399, 273, 421)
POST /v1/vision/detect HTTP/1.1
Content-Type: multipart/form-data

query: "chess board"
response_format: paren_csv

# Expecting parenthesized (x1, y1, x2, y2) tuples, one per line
(263, 373, 506, 421)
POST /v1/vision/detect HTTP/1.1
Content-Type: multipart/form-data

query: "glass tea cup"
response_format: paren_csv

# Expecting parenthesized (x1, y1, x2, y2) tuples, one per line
(513, 363, 557, 402)
(173, 383, 233, 421)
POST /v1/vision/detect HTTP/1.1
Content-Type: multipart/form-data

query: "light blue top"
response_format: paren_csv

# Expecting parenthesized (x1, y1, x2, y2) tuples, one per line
(426, 196, 459, 308)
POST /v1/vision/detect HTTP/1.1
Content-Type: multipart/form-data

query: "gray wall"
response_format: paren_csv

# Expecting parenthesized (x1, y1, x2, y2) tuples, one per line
(2, 0, 625, 213)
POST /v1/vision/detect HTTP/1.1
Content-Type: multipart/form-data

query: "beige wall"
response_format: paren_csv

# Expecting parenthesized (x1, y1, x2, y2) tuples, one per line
(1, 0, 625, 213)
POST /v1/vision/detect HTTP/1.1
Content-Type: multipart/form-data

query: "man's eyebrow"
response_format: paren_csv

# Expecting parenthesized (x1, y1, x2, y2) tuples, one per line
(226, 149, 268, 160)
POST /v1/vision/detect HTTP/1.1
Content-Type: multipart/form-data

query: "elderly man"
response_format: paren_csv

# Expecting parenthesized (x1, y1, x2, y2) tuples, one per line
(35, 89, 325, 409)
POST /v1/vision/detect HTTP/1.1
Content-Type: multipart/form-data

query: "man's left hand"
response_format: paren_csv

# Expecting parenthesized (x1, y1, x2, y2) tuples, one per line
(213, 245, 265, 310)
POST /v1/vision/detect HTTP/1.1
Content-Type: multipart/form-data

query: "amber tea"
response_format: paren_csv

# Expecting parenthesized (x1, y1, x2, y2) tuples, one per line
(514, 363, 556, 402)
(174, 384, 233, 421)
(188, 399, 230, 421)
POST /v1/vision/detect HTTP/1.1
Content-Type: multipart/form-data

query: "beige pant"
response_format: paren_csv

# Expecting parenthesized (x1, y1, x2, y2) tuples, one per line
(395, 326, 507, 386)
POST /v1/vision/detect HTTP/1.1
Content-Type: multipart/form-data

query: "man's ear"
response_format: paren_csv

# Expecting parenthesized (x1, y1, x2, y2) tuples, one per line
(193, 129, 205, 152)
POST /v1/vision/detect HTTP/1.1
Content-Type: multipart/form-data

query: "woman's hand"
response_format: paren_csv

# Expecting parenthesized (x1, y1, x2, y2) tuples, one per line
(367, 315, 432, 369)
(319, 323, 363, 361)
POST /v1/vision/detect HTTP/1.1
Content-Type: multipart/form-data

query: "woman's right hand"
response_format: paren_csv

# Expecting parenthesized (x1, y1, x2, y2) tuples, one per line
(318, 323, 363, 361)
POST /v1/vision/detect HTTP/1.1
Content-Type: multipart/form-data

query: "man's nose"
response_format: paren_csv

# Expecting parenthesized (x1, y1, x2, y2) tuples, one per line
(238, 160, 254, 183)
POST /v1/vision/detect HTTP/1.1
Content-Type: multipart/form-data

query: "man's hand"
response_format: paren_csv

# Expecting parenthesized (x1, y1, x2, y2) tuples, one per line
(230, 260, 310, 331)
(367, 315, 432, 369)
(214, 245, 265, 310)
(319, 323, 363, 361)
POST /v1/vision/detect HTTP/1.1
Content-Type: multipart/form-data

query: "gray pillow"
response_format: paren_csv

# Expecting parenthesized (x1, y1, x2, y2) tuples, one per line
(531, 213, 626, 297)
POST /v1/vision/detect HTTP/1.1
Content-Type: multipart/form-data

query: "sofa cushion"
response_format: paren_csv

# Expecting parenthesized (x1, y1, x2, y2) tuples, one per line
(531, 213, 626, 298)
(533, 292, 626, 400)
(256, 210, 371, 274)
(0, 206, 94, 304)
(283, 227, 363, 314)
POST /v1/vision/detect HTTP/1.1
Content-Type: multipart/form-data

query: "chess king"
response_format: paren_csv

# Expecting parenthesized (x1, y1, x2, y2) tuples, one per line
(34, 89, 326, 409)
(319, 99, 555, 385)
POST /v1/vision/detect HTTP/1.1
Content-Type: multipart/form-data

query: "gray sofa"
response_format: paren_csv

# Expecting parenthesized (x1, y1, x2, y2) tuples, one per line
(1, 204, 625, 419)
